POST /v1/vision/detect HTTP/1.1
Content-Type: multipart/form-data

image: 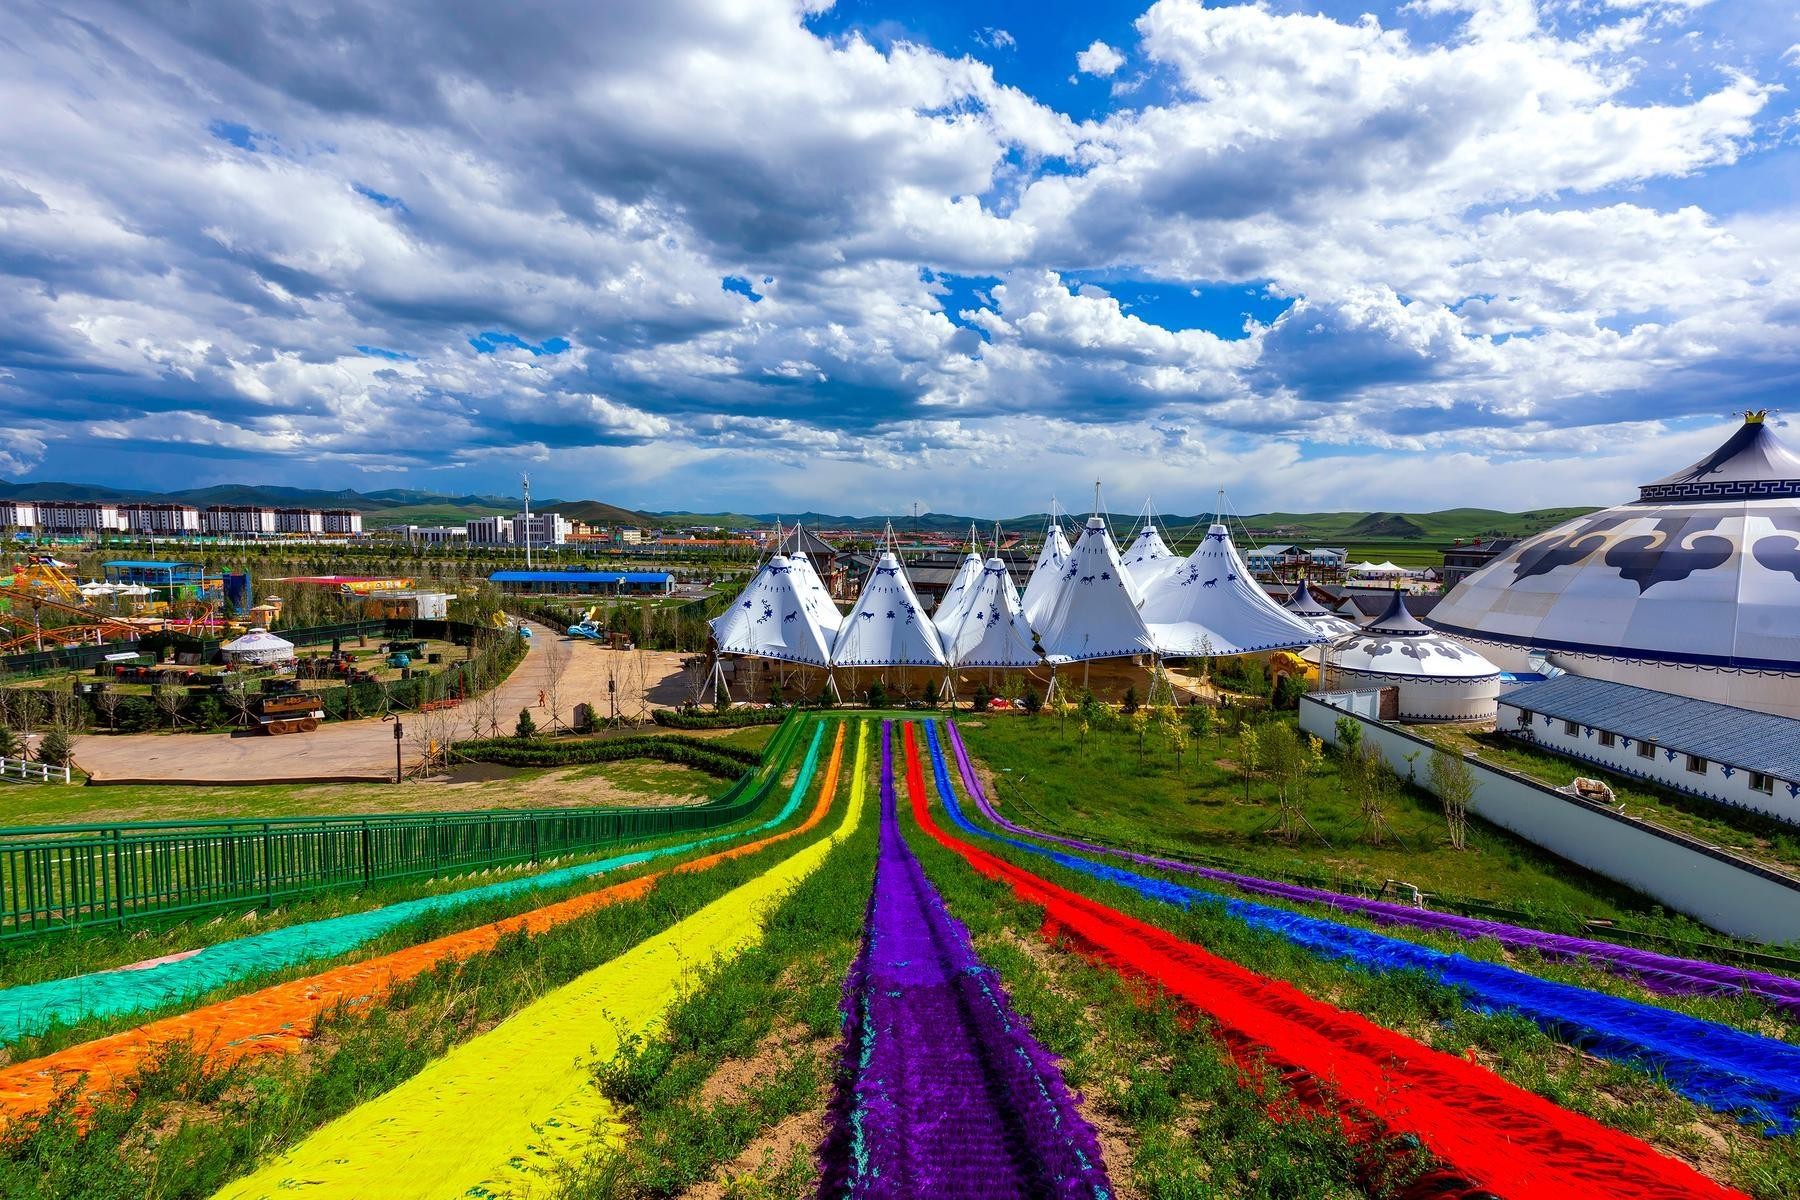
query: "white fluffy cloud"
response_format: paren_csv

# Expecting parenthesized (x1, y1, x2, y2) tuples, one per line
(1076, 40, 1126, 77)
(1, 0, 1796, 514)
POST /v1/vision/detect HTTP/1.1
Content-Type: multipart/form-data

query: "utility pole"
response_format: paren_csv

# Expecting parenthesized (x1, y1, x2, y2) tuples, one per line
(912, 501, 919, 535)
(522, 472, 533, 572)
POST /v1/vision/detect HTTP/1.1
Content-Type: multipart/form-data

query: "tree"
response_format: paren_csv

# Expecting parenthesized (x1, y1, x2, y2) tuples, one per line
(515, 707, 538, 738)
(1236, 725, 1261, 805)
(1428, 750, 1477, 851)
(1129, 708, 1150, 759)
(93, 684, 123, 733)
(866, 680, 888, 710)
(36, 726, 72, 768)
(1259, 723, 1304, 840)
(1187, 702, 1216, 742)
(1333, 714, 1363, 757)
(0, 723, 18, 760)
(1122, 685, 1139, 715)
(1022, 687, 1042, 716)
(971, 684, 992, 713)
(1273, 673, 1307, 710)
(152, 684, 186, 730)
(1352, 744, 1400, 847)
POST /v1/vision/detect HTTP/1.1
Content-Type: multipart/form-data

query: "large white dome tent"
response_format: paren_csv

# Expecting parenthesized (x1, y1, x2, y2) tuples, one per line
(1427, 412, 1800, 718)
(1120, 501, 1182, 593)
(1019, 508, 1073, 628)
(1033, 513, 1153, 667)
(1139, 523, 1324, 658)
(1334, 590, 1502, 721)
(940, 555, 1041, 670)
(932, 526, 986, 640)
(830, 531, 947, 673)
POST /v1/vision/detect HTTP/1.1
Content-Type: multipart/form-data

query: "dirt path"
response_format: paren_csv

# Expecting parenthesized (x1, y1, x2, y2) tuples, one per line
(70, 624, 699, 784)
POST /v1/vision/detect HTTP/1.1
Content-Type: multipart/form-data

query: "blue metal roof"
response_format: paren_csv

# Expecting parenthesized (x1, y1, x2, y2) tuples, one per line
(489, 570, 671, 584)
(1500, 674, 1800, 782)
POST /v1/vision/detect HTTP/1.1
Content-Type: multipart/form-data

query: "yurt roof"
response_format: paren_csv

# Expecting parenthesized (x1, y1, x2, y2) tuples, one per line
(1139, 524, 1323, 657)
(1121, 524, 1180, 590)
(1020, 522, 1072, 627)
(941, 557, 1041, 668)
(1427, 413, 1800, 672)
(831, 551, 947, 667)
(709, 556, 835, 667)
(1034, 517, 1152, 663)
(787, 552, 844, 637)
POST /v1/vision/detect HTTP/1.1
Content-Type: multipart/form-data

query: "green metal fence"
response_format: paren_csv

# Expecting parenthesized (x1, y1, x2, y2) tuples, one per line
(0, 712, 803, 939)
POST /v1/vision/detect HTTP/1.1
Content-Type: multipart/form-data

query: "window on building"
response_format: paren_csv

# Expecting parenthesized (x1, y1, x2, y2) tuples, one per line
(1686, 754, 1708, 775)
(1563, 719, 1579, 736)
(1750, 772, 1776, 795)
(1598, 731, 1616, 748)
(1516, 708, 1533, 728)
(1637, 740, 1656, 759)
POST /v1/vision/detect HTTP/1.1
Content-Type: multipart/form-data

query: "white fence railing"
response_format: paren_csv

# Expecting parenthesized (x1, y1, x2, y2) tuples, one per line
(0, 757, 72, 784)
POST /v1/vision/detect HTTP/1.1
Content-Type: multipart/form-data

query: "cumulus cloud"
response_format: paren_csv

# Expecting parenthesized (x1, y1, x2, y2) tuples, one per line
(0, 0, 1795, 515)
(1076, 40, 1126, 77)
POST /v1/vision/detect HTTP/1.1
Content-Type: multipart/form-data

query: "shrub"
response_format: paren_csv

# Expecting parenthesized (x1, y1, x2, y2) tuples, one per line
(454, 734, 754, 779)
(1022, 688, 1042, 715)
(116, 696, 156, 733)
(1122, 685, 1139, 715)
(191, 695, 229, 730)
(0, 724, 17, 758)
(866, 681, 888, 710)
(1273, 673, 1307, 710)
(972, 684, 992, 712)
(652, 708, 787, 730)
(36, 727, 72, 768)
(515, 708, 538, 738)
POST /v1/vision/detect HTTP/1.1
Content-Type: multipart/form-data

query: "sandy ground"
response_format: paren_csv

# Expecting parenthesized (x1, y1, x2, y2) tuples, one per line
(71, 624, 699, 784)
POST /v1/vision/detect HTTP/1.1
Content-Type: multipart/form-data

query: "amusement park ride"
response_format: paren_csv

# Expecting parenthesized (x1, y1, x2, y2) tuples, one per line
(0, 556, 279, 653)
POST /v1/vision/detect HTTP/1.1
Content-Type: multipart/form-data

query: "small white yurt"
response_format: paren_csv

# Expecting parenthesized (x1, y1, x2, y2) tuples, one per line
(1331, 590, 1501, 721)
(709, 556, 835, 667)
(1034, 516, 1152, 662)
(941, 557, 1041, 668)
(831, 552, 947, 668)
(1121, 523, 1181, 592)
(1140, 524, 1323, 658)
(221, 626, 295, 666)
(1020, 519, 1073, 628)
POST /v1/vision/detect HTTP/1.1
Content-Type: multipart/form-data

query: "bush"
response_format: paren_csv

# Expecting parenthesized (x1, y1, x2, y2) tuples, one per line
(36, 727, 72, 768)
(0, 724, 17, 758)
(454, 734, 755, 779)
(866, 681, 888, 710)
(653, 708, 787, 730)
(515, 707, 538, 738)
(1022, 688, 1042, 715)
(1122, 685, 1139, 715)
(116, 696, 156, 733)
(971, 684, 992, 713)
(191, 695, 229, 730)
(1273, 673, 1307, 710)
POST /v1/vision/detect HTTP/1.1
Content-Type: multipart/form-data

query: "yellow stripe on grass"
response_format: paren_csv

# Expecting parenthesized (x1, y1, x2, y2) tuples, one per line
(214, 720, 870, 1200)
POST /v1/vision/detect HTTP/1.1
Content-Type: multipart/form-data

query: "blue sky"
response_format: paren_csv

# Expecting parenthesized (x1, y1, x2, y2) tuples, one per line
(3, 0, 1798, 517)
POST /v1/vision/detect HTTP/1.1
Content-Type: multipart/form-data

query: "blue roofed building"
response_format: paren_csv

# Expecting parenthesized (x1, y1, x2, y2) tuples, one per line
(1498, 674, 1800, 825)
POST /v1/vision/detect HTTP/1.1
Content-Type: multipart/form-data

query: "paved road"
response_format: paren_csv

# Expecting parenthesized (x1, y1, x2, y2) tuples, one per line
(71, 625, 700, 784)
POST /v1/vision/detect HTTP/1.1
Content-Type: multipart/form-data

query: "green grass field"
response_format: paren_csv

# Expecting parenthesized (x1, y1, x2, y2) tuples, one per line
(956, 712, 1652, 919)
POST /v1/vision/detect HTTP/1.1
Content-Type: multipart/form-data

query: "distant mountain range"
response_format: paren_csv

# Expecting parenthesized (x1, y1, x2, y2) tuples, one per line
(0, 479, 1591, 543)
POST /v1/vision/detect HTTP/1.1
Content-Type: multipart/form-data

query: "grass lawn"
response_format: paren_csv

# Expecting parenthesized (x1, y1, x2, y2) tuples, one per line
(0, 758, 728, 827)
(1415, 724, 1800, 876)
(956, 712, 1653, 920)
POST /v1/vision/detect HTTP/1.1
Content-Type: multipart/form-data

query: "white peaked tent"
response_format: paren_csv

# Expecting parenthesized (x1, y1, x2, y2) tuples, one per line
(1121, 523, 1181, 591)
(1140, 524, 1325, 657)
(1034, 517, 1152, 662)
(831, 551, 947, 667)
(932, 536, 986, 639)
(709, 556, 835, 667)
(1020, 520, 1072, 627)
(942, 557, 1041, 668)
(788, 552, 844, 640)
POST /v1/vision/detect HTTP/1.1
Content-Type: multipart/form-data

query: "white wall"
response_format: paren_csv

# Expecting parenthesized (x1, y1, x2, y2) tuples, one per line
(1497, 701, 1800, 825)
(1301, 694, 1800, 944)
(1332, 668, 1498, 722)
